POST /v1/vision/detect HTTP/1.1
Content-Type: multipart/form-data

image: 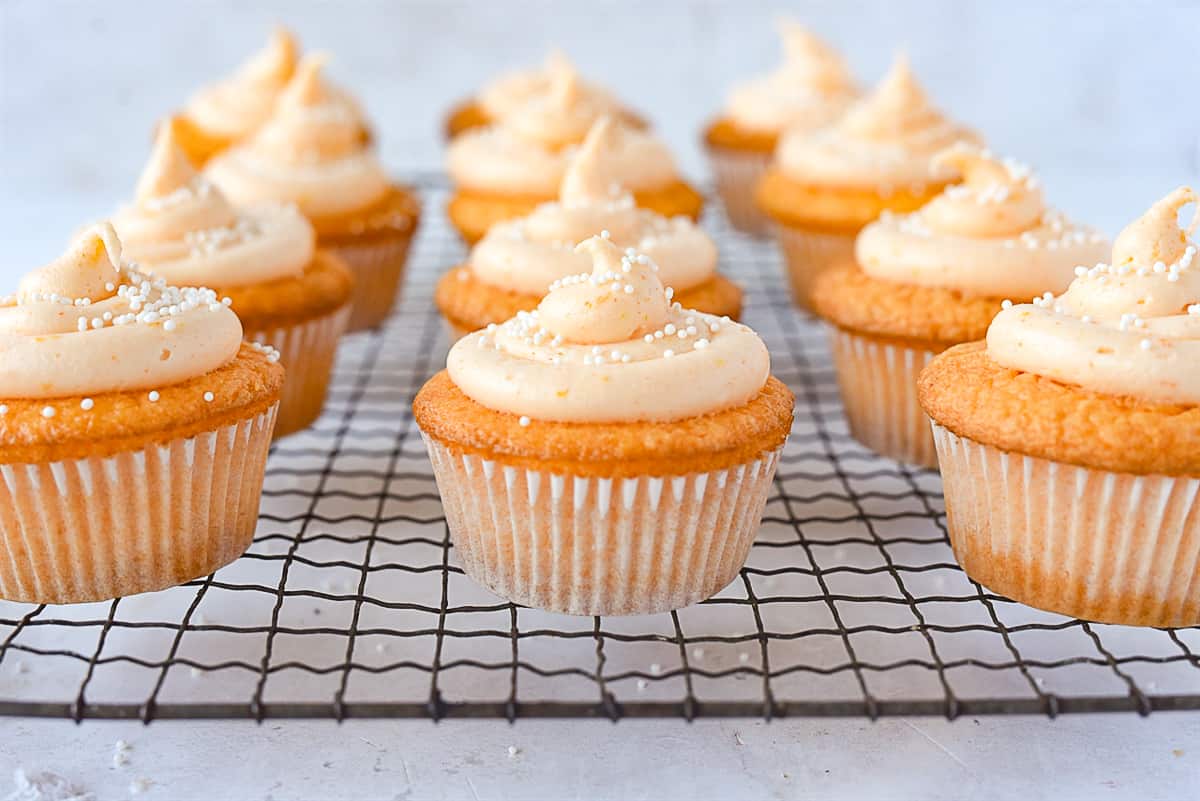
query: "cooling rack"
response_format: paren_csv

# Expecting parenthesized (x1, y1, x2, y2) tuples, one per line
(1, 175, 1197, 723)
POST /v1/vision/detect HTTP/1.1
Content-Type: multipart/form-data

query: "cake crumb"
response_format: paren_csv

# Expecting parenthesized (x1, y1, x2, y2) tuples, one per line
(129, 778, 152, 795)
(506, 746, 520, 759)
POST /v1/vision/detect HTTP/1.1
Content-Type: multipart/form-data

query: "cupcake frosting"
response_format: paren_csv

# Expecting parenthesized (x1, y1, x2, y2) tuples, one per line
(205, 54, 389, 218)
(856, 146, 1109, 298)
(724, 19, 858, 135)
(447, 81, 678, 196)
(113, 121, 315, 288)
(776, 53, 980, 190)
(988, 187, 1200, 405)
(468, 118, 717, 295)
(478, 50, 628, 124)
(0, 223, 243, 399)
(448, 236, 769, 423)
(183, 28, 299, 140)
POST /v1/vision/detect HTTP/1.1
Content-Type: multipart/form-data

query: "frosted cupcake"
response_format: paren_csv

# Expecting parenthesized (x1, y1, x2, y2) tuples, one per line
(757, 54, 981, 309)
(446, 79, 702, 244)
(437, 118, 742, 338)
(920, 188, 1200, 627)
(415, 236, 793, 615)
(114, 121, 352, 438)
(444, 49, 645, 139)
(206, 55, 419, 331)
(0, 224, 283, 604)
(812, 146, 1108, 466)
(704, 20, 857, 235)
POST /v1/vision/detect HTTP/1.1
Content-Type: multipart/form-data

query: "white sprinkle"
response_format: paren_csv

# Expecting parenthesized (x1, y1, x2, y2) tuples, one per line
(663, 349, 674, 358)
(163, 319, 177, 332)
(1140, 339, 1153, 351)
(650, 663, 662, 675)
(148, 391, 160, 402)
(130, 777, 153, 795)
(600, 229, 611, 239)
(518, 416, 531, 427)
(80, 398, 94, 411)
(664, 324, 677, 335)
(692, 647, 705, 659)
(694, 339, 710, 350)
(623, 284, 634, 294)
(507, 745, 520, 758)
(643, 334, 654, 344)
(636, 679, 648, 691)
(0, 404, 7, 415)
(1001, 299, 1013, 310)
(203, 392, 215, 402)
(221, 297, 232, 306)
(738, 652, 750, 664)
(41, 406, 55, 419)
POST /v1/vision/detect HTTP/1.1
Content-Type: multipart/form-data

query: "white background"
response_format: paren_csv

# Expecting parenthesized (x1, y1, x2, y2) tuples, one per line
(1, 2, 1199, 800)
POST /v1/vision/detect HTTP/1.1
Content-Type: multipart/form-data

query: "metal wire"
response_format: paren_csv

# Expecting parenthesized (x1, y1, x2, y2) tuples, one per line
(0, 175, 1198, 722)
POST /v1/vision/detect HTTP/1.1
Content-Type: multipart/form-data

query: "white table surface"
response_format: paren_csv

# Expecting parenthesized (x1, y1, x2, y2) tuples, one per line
(2, 2, 1199, 799)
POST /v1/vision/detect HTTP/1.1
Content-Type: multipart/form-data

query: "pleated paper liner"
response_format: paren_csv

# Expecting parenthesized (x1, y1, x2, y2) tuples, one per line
(829, 327, 939, 468)
(424, 435, 782, 616)
(325, 227, 416, 332)
(0, 405, 278, 604)
(774, 222, 857, 312)
(932, 422, 1200, 628)
(706, 146, 773, 236)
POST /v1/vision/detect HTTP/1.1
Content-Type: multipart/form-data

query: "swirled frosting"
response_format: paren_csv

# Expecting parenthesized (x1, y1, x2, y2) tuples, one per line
(478, 50, 629, 124)
(448, 82, 679, 195)
(113, 121, 315, 288)
(448, 235, 769, 423)
(776, 53, 980, 190)
(987, 187, 1200, 405)
(724, 19, 858, 134)
(856, 146, 1109, 298)
(0, 223, 244, 399)
(468, 118, 716, 295)
(205, 54, 389, 218)
(183, 28, 300, 141)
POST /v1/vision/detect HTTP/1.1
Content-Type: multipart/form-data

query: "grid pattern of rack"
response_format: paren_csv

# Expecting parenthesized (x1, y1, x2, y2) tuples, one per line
(1, 176, 1198, 722)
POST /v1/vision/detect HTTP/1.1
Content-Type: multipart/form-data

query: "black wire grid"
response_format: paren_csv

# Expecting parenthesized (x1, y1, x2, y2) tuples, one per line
(1, 176, 1198, 723)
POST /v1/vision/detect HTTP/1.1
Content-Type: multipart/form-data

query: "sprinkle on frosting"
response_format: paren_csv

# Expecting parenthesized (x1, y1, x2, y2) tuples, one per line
(855, 145, 1108, 298)
(468, 117, 717, 296)
(775, 52, 980, 190)
(0, 223, 243, 399)
(205, 54, 388, 218)
(448, 236, 769, 423)
(723, 18, 857, 134)
(987, 187, 1200, 405)
(183, 27, 300, 140)
(114, 119, 315, 287)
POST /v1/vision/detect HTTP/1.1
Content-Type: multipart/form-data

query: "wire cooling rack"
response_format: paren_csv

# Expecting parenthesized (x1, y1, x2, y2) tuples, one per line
(1, 175, 1198, 723)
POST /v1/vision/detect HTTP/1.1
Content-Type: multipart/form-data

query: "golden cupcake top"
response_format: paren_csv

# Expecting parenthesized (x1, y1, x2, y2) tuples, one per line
(113, 120, 316, 288)
(447, 85, 680, 196)
(723, 19, 858, 135)
(182, 28, 300, 140)
(0, 223, 255, 401)
(205, 54, 389, 218)
(467, 118, 717, 296)
(776, 53, 980, 191)
(856, 145, 1109, 298)
(987, 187, 1200, 404)
(477, 50, 630, 126)
(448, 236, 769, 423)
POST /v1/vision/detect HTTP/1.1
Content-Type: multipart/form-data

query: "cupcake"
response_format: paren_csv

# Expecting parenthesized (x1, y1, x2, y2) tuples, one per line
(205, 54, 419, 332)
(415, 235, 793, 615)
(446, 76, 702, 245)
(436, 118, 742, 339)
(444, 49, 645, 140)
(812, 146, 1108, 467)
(757, 53, 981, 309)
(703, 20, 858, 235)
(919, 188, 1200, 627)
(114, 121, 352, 438)
(0, 224, 283, 604)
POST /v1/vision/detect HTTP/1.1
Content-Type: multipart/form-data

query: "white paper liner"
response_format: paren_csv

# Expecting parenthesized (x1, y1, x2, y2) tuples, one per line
(706, 146, 773, 237)
(246, 306, 349, 438)
(931, 422, 1200, 627)
(423, 436, 782, 615)
(774, 223, 857, 311)
(325, 231, 415, 332)
(830, 328, 938, 468)
(0, 405, 278, 604)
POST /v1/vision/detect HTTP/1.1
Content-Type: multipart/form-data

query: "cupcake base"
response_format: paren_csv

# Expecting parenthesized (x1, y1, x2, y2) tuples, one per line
(425, 435, 781, 615)
(932, 423, 1200, 627)
(325, 230, 416, 332)
(0, 405, 278, 604)
(706, 146, 773, 236)
(775, 223, 857, 312)
(830, 328, 939, 468)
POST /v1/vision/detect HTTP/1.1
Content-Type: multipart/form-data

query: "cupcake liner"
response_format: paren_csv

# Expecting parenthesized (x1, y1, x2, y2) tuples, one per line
(830, 328, 939, 468)
(423, 435, 782, 615)
(325, 230, 416, 332)
(775, 223, 857, 312)
(0, 405, 278, 604)
(245, 306, 350, 438)
(931, 423, 1200, 627)
(706, 146, 773, 237)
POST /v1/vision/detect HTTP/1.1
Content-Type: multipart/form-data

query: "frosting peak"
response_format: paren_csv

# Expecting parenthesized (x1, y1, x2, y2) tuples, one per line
(777, 19, 856, 92)
(558, 116, 624, 206)
(920, 145, 1045, 237)
(0, 224, 244, 399)
(183, 28, 300, 140)
(987, 188, 1200, 405)
(238, 27, 299, 87)
(536, 236, 671, 344)
(137, 119, 205, 202)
